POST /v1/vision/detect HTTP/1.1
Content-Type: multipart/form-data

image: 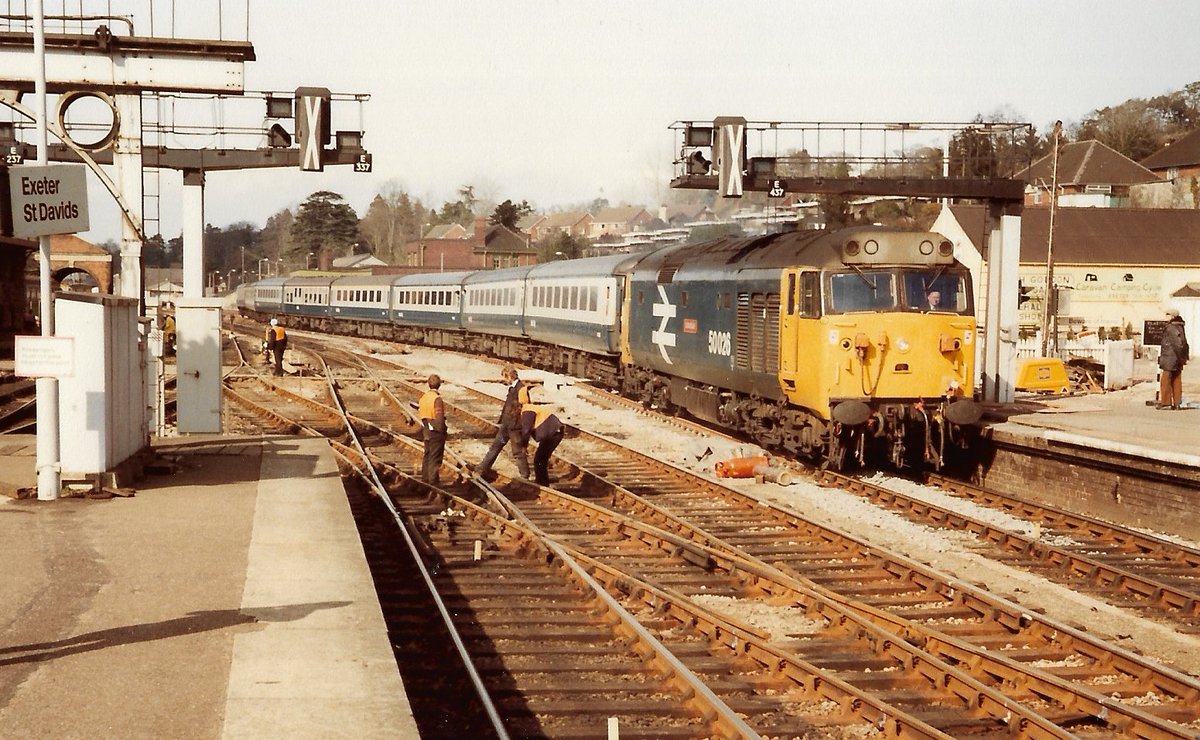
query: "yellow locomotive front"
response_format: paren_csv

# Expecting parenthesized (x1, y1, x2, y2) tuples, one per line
(779, 229, 981, 469)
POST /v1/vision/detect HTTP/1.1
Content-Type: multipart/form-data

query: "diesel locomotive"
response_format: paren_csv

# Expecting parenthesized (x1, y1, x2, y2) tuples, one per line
(237, 226, 982, 469)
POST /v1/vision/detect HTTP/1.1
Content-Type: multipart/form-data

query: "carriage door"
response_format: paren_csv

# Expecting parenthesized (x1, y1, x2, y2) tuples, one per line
(779, 269, 821, 399)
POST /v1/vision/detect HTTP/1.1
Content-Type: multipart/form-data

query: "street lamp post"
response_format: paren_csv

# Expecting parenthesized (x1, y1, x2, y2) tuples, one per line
(307, 251, 316, 269)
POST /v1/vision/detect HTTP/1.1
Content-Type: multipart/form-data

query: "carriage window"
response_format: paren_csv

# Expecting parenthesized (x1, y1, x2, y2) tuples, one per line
(827, 271, 896, 313)
(569, 286, 578, 310)
(588, 287, 598, 312)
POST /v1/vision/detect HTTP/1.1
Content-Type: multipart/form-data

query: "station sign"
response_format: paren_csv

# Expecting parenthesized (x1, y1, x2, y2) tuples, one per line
(7, 164, 89, 238)
(14, 335, 74, 378)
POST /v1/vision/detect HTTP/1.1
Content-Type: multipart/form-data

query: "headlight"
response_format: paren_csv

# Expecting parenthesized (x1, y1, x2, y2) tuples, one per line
(895, 338, 910, 352)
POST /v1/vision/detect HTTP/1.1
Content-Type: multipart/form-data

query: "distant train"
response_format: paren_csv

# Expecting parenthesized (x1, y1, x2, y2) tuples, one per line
(238, 226, 982, 469)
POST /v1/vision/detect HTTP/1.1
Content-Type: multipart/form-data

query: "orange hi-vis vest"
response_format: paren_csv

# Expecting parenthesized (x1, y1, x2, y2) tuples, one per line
(418, 389, 446, 432)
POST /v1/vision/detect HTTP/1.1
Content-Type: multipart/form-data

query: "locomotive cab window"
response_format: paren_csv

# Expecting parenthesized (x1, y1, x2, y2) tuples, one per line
(827, 270, 896, 313)
(902, 270, 970, 314)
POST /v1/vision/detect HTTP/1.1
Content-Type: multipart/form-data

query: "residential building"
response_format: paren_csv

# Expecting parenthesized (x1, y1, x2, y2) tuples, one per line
(589, 206, 652, 240)
(331, 253, 388, 271)
(1137, 127, 1200, 209)
(1017, 139, 1161, 207)
(401, 217, 537, 272)
(931, 204, 1200, 348)
(529, 210, 592, 242)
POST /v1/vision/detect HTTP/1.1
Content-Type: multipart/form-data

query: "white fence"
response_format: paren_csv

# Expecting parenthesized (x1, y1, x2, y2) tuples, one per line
(1014, 337, 1137, 390)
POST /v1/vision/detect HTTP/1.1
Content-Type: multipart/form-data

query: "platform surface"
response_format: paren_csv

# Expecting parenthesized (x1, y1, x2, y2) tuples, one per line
(989, 359, 1200, 467)
(0, 434, 418, 739)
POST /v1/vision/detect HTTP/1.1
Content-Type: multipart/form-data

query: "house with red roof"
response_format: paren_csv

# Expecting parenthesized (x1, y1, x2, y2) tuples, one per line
(1017, 140, 1161, 207)
(1138, 127, 1200, 209)
(932, 204, 1200, 346)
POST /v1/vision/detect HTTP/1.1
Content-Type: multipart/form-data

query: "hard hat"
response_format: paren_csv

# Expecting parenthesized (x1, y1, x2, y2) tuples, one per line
(270, 319, 278, 326)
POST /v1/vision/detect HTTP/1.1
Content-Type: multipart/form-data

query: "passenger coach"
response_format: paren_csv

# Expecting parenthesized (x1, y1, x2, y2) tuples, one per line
(282, 276, 335, 321)
(330, 274, 393, 326)
(462, 265, 533, 355)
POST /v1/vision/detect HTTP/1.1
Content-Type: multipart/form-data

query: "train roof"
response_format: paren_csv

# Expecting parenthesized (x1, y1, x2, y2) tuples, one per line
(393, 270, 473, 287)
(329, 274, 397, 287)
(282, 276, 339, 288)
(251, 277, 288, 289)
(462, 264, 535, 285)
(526, 253, 634, 279)
(631, 227, 956, 277)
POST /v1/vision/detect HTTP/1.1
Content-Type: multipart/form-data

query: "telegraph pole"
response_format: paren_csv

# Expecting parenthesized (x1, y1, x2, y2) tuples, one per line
(1040, 120, 1062, 357)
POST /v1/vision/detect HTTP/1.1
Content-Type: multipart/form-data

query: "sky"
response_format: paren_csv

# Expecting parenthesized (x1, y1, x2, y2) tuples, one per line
(28, 0, 1200, 244)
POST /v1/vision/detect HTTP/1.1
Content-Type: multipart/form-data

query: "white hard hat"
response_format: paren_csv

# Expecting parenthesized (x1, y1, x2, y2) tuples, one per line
(270, 319, 278, 326)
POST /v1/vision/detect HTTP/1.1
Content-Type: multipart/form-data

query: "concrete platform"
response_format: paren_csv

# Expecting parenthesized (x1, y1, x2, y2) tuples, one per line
(989, 359, 1200, 467)
(976, 361, 1200, 540)
(0, 435, 418, 739)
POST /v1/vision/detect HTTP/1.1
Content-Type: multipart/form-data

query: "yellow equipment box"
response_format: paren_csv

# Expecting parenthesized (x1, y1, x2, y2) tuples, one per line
(1015, 357, 1070, 394)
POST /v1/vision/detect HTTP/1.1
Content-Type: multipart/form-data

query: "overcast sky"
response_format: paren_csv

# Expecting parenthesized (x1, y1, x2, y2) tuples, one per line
(59, 0, 1200, 242)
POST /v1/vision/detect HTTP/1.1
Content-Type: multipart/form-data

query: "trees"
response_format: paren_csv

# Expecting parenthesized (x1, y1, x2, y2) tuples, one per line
(259, 208, 295, 263)
(537, 232, 584, 262)
(490, 199, 533, 230)
(427, 184, 479, 229)
(361, 182, 426, 264)
(292, 191, 360, 265)
(1073, 100, 1162, 162)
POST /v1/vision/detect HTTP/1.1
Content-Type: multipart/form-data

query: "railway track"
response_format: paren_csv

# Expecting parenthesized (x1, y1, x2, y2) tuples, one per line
(224, 332, 1200, 736)
(580, 369, 1200, 633)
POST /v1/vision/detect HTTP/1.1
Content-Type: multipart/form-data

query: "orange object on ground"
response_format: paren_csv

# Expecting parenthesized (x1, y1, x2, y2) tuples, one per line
(714, 455, 770, 478)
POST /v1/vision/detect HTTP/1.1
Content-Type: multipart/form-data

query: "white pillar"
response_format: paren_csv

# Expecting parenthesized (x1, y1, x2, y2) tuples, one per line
(182, 171, 205, 298)
(33, 0, 60, 500)
(983, 215, 1021, 404)
(112, 92, 144, 303)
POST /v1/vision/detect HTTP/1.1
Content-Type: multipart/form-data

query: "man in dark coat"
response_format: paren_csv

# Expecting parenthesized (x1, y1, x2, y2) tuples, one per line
(475, 365, 531, 480)
(1159, 309, 1189, 409)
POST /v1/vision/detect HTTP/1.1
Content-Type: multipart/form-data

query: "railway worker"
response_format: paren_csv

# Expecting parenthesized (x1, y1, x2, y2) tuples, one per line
(268, 318, 288, 376)
(418, 374, 448, 484)
(161, 313, 176, 356)
(520, 400, 564, 486)
(475, 364, 531, 481)
(925, 290, 941, 310)
(1158, 309, 1190, 410)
